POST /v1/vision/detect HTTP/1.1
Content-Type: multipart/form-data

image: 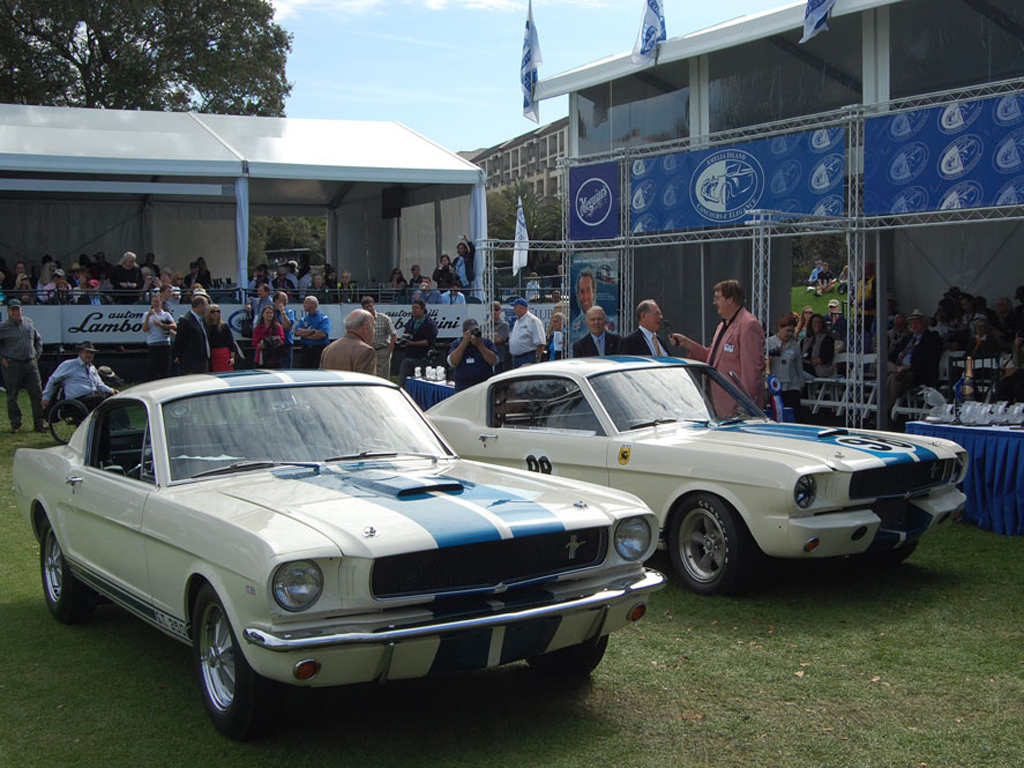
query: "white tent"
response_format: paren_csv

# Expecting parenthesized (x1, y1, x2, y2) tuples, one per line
(0, 104, 487, 287)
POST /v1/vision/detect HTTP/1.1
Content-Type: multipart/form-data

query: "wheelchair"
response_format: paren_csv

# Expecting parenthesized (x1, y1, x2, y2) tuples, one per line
(46, 366, 124, 445)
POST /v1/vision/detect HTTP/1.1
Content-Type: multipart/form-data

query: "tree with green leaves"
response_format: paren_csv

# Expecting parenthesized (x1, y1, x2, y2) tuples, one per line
(0, 0, 292, 116)
(487, 181, 562, 269)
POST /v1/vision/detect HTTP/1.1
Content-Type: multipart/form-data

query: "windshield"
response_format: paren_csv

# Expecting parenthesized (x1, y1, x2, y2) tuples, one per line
(162, 384, 450, 481)
(589, 365, 765, 432)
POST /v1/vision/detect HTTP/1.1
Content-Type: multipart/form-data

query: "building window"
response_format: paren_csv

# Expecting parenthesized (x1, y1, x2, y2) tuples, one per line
(708, 17, 861, 133)
(890, 0, 1024, 99)
(578, 58, 689, 156)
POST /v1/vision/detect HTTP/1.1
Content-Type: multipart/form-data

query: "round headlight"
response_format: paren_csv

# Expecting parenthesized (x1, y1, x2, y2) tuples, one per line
(794, 475, 817, 509)
(614, 517, 652, 561)
(272, 560, 323, 612)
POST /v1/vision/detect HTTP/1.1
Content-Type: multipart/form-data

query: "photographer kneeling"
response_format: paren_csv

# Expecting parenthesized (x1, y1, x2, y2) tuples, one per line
(447, 318, 498, 392)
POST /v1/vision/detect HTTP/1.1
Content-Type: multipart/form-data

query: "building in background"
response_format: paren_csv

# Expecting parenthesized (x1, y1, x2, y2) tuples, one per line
(461, 117, 569, 197)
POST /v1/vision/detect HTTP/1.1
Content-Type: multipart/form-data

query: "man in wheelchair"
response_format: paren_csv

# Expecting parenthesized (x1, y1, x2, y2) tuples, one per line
(41, 341, 120, 414)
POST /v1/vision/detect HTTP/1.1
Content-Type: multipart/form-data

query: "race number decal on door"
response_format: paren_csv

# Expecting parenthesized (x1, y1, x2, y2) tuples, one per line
(526, 453, 553, 474)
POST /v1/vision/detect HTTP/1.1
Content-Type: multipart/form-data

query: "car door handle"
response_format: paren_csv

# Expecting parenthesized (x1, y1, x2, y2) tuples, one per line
(478, 433, 499, 442)
(65, 475, 84, 486)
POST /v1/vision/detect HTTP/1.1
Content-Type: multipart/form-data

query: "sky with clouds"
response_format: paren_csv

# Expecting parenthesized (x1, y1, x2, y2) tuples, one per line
(273, 0, 790, 153)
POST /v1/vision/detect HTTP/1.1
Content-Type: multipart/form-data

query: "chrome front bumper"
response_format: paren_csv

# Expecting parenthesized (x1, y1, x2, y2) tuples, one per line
(243, 568, 666, 652)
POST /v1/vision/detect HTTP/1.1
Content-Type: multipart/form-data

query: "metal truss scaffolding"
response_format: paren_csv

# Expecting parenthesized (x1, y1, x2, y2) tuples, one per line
(483, 77, 1024, 427)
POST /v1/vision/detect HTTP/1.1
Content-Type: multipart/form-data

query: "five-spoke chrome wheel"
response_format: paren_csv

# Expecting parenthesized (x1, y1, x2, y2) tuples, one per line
(197, 600, 237, 712)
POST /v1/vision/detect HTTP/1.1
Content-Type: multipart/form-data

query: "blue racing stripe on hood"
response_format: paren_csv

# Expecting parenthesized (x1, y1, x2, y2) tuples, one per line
(440, 477, 565, 537)
(276, 467, 501, 547)
(720, 423, 939, 465)
(272, 466, 562, 547)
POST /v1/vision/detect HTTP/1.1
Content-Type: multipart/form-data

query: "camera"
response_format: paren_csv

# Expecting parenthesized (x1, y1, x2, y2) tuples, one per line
(471, 328, 482, 338)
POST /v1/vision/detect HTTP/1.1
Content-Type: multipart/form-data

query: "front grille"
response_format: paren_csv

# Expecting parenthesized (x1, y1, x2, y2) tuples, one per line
(849, 459, 953, 499)
(371, 527, 607, 599)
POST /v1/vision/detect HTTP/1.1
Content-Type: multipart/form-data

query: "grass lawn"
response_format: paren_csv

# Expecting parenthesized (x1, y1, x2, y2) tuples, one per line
(790, 286, 847, 318)
(1, 396, 1022, 767)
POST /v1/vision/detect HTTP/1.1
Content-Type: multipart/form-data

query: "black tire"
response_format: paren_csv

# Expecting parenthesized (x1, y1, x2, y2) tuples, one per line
(191, 584, 280, 741)
(39, 519, 95, 623)
(48, 399, 89, 445)
(668, 493, 759, 596)
(527, 634, 609, 677)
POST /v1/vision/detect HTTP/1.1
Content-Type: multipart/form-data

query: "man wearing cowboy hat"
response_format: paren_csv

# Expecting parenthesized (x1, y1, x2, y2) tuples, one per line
(42, 341, 119, 412)
(886, 308, 941, 406)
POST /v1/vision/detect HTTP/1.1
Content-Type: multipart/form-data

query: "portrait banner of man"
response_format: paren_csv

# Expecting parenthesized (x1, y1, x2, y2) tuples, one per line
(569, 254, 619, 353)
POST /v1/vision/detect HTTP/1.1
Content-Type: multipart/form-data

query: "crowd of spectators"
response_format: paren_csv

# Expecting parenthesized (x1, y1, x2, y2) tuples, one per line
(775, 269, 1024, 415)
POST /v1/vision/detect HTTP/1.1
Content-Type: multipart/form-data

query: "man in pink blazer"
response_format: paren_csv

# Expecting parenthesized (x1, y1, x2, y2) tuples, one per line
(671, 279, 766, 410)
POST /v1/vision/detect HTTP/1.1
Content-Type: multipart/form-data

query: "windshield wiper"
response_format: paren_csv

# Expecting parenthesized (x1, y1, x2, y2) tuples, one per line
(626, 417, 678, 430)
(324, 451, 439, 463)
(191, 460, 321, 479)
(715, 416, 750, 426)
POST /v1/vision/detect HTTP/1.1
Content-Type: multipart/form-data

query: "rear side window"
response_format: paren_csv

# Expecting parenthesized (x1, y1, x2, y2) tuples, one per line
(489, 378, 603, 434)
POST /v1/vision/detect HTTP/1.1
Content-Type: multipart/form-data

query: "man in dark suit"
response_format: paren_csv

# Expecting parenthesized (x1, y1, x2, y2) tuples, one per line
(173, 293, 211, 375)
(619, 299, 674, 356)
(572, 305, 621, 357)
(887, 308, 941, 404)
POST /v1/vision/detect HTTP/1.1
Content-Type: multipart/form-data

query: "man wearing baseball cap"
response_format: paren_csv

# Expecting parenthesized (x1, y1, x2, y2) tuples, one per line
(507, 298, 546, 368)
(42, 341, 119, 413)
(0, 299, 45, 432)
(826, 297, 846, 347)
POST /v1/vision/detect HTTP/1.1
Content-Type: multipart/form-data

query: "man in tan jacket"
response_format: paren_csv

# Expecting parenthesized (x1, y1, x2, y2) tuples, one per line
(320, 309, 376, 375)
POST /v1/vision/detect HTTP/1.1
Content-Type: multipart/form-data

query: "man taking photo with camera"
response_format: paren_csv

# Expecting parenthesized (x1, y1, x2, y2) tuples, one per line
(447, 318, 497, 392)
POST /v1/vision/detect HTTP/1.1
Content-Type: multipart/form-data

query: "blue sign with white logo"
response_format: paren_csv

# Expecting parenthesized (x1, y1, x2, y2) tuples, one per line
(569, 162, 620, 240)
(864, 91, 1024, 215)
(626, 127, 846, 233)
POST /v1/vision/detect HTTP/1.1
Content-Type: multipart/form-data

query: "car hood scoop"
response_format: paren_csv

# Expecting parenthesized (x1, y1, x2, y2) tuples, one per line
(340, 471, 465, 498)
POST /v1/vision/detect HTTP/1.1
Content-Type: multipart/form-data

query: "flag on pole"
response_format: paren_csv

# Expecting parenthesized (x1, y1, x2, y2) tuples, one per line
(512, 196, 529, 276)
(799, 0, 838, 44)
(631, 0, 667, 66)
(521, 0, 543, 123)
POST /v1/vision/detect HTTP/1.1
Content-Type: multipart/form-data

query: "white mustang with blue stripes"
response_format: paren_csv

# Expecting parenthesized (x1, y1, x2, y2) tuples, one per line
(427, 358, 968, 596)
(14, 369, 664, 740)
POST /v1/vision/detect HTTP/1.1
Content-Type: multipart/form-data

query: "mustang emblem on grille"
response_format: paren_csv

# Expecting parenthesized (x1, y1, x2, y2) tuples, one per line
(565, 534, 586, 560)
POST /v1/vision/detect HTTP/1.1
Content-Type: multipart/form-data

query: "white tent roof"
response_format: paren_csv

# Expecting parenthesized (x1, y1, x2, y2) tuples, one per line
(0, 104, 484, 204)
(536, 0, 899, 100)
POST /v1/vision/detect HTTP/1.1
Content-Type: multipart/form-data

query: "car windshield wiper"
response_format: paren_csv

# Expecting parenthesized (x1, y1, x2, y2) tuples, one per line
(715, 415, 760, 426)
(626, 417, 678, 430)
(190, 460, 322, 479)
(324, 451, 440, 463)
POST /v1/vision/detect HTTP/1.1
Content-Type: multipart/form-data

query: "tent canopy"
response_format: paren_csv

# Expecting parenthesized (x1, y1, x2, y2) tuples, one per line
(0, 104, 486, 285)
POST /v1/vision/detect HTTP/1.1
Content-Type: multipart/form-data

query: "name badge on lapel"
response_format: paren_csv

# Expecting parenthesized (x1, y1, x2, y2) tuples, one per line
(724, 343, 735, 354)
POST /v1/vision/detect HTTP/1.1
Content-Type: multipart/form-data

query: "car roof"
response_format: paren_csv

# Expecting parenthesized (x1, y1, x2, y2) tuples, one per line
(488, 356, 707, 383)
(109, 369, 393, 406)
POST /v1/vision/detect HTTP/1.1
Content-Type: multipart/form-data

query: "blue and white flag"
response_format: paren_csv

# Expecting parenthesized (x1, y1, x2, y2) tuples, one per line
(513, 196, 529, 276)
(521, 0, 543, 123)
(799, 0, 838, 44)
(631, 0, 666, 66)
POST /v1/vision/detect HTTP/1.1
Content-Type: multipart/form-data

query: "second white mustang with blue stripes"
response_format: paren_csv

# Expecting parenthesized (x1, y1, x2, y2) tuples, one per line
(428, 358, 968, 597)
(13, 370, 664, 741)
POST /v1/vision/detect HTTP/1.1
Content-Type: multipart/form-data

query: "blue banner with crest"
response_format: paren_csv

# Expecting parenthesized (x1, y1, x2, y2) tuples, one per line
(864, 92, 1024, 216)
(626, 127, 846, 234)
(569, 162, 621, 240)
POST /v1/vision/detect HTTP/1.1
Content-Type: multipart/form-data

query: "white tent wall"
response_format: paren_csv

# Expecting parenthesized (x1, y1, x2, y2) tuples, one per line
(889, 222, 1024, 314)
(399, 201, 437, 274)
(149, 202, 236, 281)
(440, 195, 473, 256)
(0, 200, 144, 267)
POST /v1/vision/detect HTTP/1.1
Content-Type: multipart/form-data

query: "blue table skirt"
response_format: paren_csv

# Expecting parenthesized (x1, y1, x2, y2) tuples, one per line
(405, 377, 455, 411)
(905, 421, 1024, 536)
